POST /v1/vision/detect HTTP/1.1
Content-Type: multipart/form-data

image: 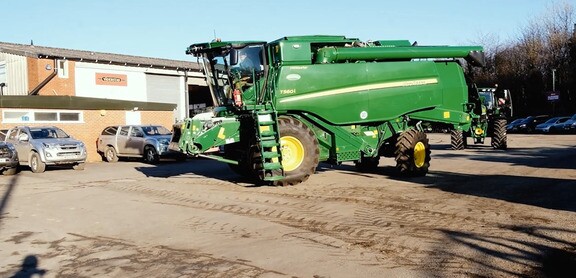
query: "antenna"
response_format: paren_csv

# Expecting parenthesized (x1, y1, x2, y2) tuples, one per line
(213, 29, 217, 40)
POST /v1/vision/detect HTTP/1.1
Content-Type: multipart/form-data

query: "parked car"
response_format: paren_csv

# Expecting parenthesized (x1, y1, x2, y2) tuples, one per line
(513, 115, 549, 133)
(0, 141, 19, 176)
(534, 117, 570, 133)
(0, 129, 8, 141)
(4, 126, 87, 173)
(506, 117, 525, 133)
(97, 125, 186, 164)
(549, 113, 576, 133)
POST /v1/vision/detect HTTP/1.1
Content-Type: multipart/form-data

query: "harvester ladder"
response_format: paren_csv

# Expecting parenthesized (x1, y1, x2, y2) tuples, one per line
(255, 110, 284, 181)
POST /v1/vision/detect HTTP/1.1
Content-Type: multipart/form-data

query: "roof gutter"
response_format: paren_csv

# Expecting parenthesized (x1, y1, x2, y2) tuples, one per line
(28, 59, 57, 95)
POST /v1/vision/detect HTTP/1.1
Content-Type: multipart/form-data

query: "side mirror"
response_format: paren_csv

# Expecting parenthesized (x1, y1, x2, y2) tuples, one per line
(18, 133, 29, 142)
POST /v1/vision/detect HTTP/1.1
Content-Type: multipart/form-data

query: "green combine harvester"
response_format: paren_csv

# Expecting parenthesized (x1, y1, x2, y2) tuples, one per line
(171, 35, 494, 185)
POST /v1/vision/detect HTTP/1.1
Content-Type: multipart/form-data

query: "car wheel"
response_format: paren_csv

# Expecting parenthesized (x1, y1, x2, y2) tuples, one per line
(104, 146, 119, 163)
(143, 146, 159, 164)
(2, 167, 18, 176)
(30, 152, 46, 173)
(73, 163, 85, 170)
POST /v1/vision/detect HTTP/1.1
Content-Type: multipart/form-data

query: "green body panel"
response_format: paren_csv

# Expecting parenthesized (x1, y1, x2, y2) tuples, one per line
(274, 61, 470, 125)
(174, 35, 485, 167)
(177, 116, 240, 153)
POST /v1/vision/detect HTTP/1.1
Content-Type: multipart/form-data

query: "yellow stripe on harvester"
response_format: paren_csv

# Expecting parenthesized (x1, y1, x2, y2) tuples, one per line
(218, 127, 226, 139)
(279, 78, 438, 103)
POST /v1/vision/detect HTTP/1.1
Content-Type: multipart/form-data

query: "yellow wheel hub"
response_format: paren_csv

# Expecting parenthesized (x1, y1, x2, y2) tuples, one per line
(280, 136, 305, 172)
(413, 142, 426, 168)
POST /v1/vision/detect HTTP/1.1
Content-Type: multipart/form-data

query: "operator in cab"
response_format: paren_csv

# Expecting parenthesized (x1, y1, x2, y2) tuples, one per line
(238, 51, 255, 71)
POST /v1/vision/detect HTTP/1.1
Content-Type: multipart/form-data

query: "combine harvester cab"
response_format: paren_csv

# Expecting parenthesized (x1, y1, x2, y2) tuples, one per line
(171, 35, 487, 186)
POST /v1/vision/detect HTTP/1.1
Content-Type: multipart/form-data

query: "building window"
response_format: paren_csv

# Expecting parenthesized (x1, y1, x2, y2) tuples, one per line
(34, 112, 58, 121)
(57, 60, 69, 78)
(2, 109, 83, 123)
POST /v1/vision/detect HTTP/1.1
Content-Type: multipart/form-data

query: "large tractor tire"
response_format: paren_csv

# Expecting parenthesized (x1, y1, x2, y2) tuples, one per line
(395, 129, 431, 177)
(274, 117, 319, 186)
(225, 143, 261, 180)
(355, 156, 380, 172)
(450, 129, 467, 150)
(491, 119, 507, 150)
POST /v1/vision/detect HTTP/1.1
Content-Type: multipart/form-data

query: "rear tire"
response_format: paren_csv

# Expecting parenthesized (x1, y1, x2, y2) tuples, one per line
(450, 129, 466, 150)
(395, 129, 430, 177)
(30, 152, 46, 173)
(104, 146, 119, 163)
(491, 119, 507, 150)
(274, 117, 319, 186)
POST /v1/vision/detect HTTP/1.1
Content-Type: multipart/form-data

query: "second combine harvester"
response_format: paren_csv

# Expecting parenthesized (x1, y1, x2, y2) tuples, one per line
(171, 35, 499, 186)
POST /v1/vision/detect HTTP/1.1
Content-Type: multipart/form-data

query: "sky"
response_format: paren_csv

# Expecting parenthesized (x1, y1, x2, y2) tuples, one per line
(0, 0, 565, 61)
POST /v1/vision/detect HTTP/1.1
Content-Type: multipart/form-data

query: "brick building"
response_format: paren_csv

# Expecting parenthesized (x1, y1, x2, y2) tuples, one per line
(0, 42, 212, 162)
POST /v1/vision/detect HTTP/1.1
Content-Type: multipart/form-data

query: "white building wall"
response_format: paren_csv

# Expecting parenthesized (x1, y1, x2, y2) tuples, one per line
(0, 53, 28, 95)
(75, 62, 148, 101)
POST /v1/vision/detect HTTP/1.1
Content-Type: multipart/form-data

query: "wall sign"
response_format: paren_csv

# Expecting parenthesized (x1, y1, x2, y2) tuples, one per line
(95, 73, 128, 86)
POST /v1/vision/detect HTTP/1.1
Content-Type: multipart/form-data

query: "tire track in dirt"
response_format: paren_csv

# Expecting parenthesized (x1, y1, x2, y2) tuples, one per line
(93, 177, 533, 271)
(0, 232, 280, 278)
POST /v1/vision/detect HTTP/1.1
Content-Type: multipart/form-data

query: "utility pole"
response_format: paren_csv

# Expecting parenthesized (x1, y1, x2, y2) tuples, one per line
(552, 69, 556, 92)
(552, 69, 556, 115)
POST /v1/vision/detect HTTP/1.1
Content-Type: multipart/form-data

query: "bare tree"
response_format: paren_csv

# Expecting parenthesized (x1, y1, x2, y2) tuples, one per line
(479, 1, 575, 116)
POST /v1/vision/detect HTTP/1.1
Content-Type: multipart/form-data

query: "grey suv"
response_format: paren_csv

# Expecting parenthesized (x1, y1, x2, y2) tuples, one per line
(97, 125, 185, 164)
(4, 126, 87, 173)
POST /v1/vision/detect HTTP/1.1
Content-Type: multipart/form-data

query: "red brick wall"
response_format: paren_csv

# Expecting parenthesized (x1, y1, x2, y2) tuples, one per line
(0, 109, 175, 163)
(28, 58, 76, 96)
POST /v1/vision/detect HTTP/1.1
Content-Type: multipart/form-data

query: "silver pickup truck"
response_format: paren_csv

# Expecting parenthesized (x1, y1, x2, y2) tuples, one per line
(0, 139, 19, 176)
(97, 125, 186, 164)
(4, 126, 87, 173)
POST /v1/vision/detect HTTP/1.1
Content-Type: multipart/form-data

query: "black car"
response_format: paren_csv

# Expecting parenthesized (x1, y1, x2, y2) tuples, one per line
(513, 115, 549, 133)
(506, 118, 525, 133)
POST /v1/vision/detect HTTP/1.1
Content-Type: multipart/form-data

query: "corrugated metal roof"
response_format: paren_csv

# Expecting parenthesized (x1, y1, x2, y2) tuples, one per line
(0, 41, 201, 71)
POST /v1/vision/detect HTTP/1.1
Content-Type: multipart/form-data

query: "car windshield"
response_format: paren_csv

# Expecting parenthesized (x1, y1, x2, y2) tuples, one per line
(509, 118, 524, 125)
(544, 117, 560, 124)
(30, 128, 70, 139)
(141, 126, 171, 136)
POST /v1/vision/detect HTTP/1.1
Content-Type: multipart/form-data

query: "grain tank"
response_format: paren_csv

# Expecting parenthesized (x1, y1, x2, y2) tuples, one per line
(171, 35, 486, 185)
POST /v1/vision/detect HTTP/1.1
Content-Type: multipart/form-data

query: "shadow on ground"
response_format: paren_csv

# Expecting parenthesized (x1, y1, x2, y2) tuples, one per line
(426, 226, 576, 278)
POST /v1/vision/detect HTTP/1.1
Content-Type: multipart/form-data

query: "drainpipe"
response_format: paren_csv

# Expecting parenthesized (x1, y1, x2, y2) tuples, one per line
(29, 59, 58, 95)
(184, 70, 189, 119)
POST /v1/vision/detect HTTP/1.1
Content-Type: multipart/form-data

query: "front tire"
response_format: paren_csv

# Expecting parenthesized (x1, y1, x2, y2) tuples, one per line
(2, 167, 18, 176)
(143, 146, 160, 164)
(395, 129, 431, 177)
(73, 163, 85, 170)
(30, 152, 46, 173)
(355, 156, 380, 172)
(274, 117, 319, 186)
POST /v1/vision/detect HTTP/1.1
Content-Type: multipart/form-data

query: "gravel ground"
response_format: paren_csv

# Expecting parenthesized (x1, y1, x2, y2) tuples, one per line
(1, 133, 575, 278)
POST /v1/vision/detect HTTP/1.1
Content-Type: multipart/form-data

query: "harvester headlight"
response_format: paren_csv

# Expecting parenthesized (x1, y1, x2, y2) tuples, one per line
(475, 128, 484, 135)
